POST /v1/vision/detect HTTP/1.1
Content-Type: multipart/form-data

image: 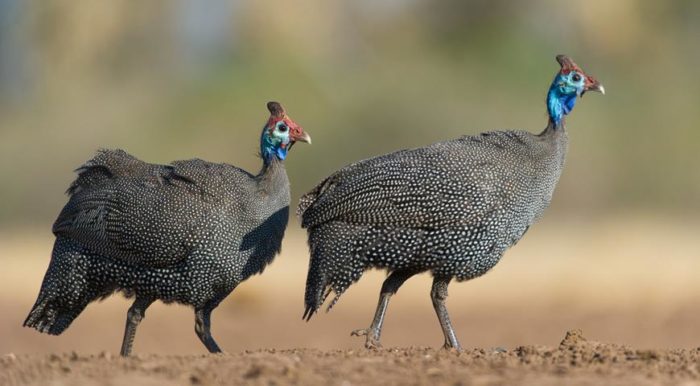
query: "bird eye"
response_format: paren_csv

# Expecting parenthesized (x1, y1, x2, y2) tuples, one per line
(571, 73, 582, 82)
(278, 123, 288, 132)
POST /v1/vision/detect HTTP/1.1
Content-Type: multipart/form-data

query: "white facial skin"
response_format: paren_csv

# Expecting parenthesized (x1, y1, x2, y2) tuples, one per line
(270, 120, 291, 147)
(558, 71, 586, 96)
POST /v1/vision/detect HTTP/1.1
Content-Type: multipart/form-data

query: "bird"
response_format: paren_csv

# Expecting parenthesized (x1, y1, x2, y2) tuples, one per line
(24, 101, 311, 356)
(298, 55, 603, 351)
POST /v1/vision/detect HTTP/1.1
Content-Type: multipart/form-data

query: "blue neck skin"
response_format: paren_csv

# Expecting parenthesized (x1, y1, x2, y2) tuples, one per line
(546, 76, 579, 127)
(260, 129, 288, 164)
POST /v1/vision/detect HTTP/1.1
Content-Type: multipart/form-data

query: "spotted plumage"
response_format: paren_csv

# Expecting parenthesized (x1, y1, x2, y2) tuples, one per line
(298, 55, 603, 350)
(24, 102, 310, 356)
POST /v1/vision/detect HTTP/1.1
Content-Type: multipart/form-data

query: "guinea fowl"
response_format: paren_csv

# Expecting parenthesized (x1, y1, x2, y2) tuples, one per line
(24, 102, 311, 356)
(298, 55, 603, 350)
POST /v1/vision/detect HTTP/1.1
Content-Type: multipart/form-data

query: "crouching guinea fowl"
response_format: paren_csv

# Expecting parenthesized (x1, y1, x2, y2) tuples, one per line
(24, 102, 311, 356)
(298, 55, 603, 350)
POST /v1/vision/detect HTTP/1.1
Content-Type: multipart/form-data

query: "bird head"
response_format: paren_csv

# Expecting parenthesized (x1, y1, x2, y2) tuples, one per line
(547, 55, 604, 125)
(261, 101, 311, 162)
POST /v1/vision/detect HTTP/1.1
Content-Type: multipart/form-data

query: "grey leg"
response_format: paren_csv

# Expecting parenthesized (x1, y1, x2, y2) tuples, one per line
(195, 307, 222, 354)
(120, 297, 154, 357)
(351, 270, 416, 349)
(431, 276, 462, 351)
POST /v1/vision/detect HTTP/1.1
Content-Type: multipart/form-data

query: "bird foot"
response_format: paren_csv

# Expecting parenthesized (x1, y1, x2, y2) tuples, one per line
(351, 328, 382, 349)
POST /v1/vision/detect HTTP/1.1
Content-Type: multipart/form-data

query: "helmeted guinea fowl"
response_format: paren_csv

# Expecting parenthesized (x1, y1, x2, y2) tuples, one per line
(298, 55, 603, 350)
(24, 102, 311, 356)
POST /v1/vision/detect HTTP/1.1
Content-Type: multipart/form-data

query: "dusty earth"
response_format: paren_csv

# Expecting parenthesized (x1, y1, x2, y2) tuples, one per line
(3, 330, 700, 386)
(3, 219, 700, 385)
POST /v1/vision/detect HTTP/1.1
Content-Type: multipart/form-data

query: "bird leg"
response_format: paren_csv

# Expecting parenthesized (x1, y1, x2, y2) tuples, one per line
(431, 277, 462, 352)
(195, 307, 223, 354)
(351, 270, 415, 349)
(120, 297, 154, 357)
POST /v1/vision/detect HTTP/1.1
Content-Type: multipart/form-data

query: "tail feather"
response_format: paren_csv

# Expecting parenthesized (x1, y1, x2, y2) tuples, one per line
(24, 237, 99, 335)
(302, 223, 370, 321)
(303, 261, 330, 321)
(24, 294, 80, 335)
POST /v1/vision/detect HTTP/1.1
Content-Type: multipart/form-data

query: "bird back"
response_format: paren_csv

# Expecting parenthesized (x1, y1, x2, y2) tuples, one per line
(53, 149, 261, 268)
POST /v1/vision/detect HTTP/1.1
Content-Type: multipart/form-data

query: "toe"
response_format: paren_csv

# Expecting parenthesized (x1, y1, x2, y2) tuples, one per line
(351, 329, 369, 337)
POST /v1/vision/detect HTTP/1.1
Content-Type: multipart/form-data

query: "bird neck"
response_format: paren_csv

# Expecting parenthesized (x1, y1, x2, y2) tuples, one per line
(257, 157, 289, 194)
(538, 116, 569, 173)
(539, 116, 565, 137)
(539, 86, 570, 159)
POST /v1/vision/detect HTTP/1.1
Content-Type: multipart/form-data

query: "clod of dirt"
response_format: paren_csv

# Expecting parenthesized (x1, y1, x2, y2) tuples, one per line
(559, 329, 588, 349)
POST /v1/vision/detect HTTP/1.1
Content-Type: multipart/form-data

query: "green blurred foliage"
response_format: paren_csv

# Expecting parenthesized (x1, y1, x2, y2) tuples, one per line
(0, 0, 698, 226)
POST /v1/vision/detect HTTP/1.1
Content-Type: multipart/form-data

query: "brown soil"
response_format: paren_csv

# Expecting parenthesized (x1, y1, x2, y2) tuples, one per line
(2, 330, 700, 386)
(3, 221, 700, 385)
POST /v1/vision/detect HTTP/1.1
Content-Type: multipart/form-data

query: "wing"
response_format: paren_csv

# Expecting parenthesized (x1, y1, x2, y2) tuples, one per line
(298, 139, 515, 231)
(53, 149, 253, 268)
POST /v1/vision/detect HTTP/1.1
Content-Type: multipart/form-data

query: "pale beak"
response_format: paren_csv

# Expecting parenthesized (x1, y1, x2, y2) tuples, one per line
(589, 82, 605, 95)
(295, 131, 312, 144)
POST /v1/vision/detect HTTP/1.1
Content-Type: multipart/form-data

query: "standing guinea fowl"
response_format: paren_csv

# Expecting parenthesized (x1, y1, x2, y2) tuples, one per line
(298, 55, 603, 350)
(24, 102, 311, 356)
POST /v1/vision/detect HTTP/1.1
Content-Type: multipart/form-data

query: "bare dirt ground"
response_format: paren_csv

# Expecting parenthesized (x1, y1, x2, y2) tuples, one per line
(2, 216, 700, 385)
(4, 330, 700, 386)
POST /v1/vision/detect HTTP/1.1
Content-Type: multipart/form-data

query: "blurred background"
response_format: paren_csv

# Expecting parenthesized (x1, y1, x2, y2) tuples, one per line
(1, 0, 699, 355)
